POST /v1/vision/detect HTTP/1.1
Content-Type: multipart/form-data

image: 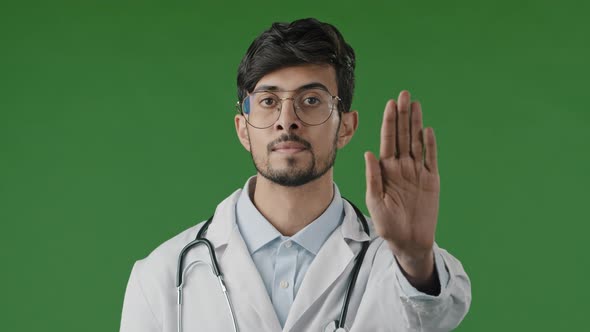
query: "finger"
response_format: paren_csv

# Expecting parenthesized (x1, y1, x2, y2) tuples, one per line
(424, 127, 438, 173)
(397, 90, 411, 158)
(365, 151, 383, 199)
(379, 99, 397, 159)
(410, 101, 423, 165)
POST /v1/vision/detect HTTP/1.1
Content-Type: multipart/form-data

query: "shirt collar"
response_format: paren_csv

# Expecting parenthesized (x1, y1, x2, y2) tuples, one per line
(235, 176, 344, 256)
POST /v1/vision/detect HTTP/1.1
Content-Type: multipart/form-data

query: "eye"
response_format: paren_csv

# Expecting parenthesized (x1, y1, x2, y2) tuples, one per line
(261, 98, 276, 106)
(304, 97, 320, 105)
(257, 95, 279, 108)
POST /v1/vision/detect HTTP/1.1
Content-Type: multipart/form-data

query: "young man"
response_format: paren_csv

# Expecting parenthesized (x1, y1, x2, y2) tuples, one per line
(120, 18, 471, 332)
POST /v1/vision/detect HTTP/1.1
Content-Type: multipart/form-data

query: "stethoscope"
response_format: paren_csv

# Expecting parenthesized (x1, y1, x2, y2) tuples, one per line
(176, 198, 370, 332)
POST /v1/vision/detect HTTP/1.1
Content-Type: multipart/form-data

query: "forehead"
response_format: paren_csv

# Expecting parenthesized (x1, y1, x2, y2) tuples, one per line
(253, 64, 338, 94)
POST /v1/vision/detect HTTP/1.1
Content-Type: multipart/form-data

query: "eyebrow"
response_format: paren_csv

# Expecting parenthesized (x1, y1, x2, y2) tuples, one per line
(252, 82, 331, 94)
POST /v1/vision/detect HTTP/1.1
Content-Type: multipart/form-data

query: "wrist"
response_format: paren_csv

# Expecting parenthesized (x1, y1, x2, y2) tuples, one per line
(388, 241, 435, 284)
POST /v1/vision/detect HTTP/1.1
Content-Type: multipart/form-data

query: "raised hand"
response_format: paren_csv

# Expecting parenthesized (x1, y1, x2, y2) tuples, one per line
(364, 90, 440, 285)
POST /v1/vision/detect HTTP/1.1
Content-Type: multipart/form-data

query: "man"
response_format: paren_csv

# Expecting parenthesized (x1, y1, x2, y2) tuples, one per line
(120, 18, 471, 332)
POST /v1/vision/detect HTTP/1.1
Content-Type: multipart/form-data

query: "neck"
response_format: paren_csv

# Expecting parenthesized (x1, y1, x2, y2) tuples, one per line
(250, 171, 335, 236)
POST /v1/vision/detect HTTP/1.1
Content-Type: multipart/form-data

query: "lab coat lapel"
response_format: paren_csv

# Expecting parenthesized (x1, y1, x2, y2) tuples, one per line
(205, 189, 282, 332)
(220, 226, 283, 331)
(283, 200, 370, 331)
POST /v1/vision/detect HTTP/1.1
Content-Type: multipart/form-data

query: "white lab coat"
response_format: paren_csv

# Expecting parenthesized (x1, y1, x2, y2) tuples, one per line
(120, 188, 471, 332)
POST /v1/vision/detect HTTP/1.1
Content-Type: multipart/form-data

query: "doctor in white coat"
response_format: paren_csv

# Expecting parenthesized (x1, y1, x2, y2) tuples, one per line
(120, 18, 471, 332)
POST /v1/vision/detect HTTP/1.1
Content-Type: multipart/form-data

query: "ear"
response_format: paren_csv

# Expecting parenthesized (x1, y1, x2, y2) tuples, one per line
(234, 114, 251, 152)
(336, 110, 359, 149)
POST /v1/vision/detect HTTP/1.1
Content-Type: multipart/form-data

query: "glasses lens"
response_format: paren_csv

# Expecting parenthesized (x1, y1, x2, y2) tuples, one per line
(293, 89, 335, 125)
(244, 92, 281, 128)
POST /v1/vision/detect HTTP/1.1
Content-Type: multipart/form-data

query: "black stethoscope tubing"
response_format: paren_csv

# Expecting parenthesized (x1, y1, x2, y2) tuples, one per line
(176, 197, 370, 330)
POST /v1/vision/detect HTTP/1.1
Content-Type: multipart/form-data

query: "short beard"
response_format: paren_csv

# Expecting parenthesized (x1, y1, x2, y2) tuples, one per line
(248, 128, 339, 188)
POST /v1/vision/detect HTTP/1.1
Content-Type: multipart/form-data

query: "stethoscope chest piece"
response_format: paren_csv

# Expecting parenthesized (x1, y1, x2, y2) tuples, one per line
(324, 321, 348, 332)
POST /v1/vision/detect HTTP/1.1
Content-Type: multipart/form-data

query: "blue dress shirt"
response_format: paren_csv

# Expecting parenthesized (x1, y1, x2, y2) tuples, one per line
(235, 177, 344, 327)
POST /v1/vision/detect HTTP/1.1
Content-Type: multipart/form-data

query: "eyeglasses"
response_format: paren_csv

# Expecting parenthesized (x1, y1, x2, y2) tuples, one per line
(236, 88, 341, 129)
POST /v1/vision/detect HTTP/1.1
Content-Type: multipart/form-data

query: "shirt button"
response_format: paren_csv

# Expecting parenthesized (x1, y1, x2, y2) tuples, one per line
(280, 280, 289, 289)
(284, 241, 292, 248)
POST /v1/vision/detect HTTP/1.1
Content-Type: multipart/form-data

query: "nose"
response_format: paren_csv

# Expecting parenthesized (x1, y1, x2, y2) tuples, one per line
(274, 98, 301, 131)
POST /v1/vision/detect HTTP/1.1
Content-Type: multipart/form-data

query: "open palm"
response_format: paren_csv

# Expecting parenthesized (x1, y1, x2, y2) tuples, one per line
(364, 90, 440, 261)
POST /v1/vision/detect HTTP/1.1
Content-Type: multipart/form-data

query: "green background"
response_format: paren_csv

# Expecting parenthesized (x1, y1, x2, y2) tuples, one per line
(1, 0, 588, 330)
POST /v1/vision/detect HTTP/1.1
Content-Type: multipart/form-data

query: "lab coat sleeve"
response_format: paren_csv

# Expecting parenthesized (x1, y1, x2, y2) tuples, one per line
(394, 249, 450, 298)
(389, 243, 472, 331)
(120, 261, 161, 332)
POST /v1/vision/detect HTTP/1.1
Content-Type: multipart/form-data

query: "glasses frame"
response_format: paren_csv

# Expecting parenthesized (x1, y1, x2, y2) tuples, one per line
(236, 88, 342, 129)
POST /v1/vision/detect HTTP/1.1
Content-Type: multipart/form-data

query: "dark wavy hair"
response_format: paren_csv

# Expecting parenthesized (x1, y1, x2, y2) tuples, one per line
(237, 18, 356, 113)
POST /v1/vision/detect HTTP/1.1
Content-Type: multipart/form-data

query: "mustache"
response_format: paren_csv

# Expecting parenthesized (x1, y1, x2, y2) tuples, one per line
(267, 134, 311, 152)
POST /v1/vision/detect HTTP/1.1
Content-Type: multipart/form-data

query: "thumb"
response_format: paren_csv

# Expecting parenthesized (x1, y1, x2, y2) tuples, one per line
(364, 151, 383, 200)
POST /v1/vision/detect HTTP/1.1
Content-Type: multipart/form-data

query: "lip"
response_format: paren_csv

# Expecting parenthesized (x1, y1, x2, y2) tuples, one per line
(272, 142, 307, 153)
(273, 147, 306, 154)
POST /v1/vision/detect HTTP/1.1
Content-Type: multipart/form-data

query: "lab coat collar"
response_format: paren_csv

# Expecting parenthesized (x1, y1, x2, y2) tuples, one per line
(340, 196, 372, 242)
(202, 188, 241, 249)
